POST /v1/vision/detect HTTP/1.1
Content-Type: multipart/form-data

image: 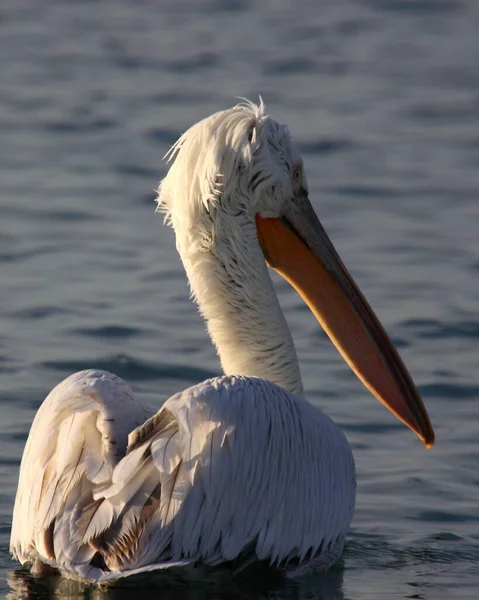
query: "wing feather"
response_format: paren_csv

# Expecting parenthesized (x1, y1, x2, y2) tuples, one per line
(85, 376, 355, 574)
(11, 373, 355, 580)
(10, 369, 152, 573)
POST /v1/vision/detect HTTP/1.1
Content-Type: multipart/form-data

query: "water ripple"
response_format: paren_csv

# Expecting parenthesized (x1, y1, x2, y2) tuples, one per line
(40, 355, 217, 384)
(71, 325, 142, 339)
(298, 139, 355, 155)
(419, 382, 479, 400)
(403, 318, 479, 340)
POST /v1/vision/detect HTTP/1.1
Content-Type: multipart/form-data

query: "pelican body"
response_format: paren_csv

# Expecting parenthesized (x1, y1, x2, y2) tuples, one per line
(10, 101, 434, 582)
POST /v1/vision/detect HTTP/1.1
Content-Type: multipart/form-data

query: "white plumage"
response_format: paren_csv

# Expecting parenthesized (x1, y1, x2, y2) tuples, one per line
(10, 100, 433, 582)
(11, 370, 354, 581)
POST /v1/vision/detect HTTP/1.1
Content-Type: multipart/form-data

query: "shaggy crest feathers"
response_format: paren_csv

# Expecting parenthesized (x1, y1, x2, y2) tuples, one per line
(156, 99, 294, 230)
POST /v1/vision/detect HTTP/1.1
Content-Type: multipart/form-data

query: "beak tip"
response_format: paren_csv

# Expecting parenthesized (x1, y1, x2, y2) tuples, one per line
(421, 429, 435, 449)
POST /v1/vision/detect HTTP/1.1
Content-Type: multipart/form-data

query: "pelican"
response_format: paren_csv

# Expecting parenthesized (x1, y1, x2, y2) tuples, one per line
(10, 100, 434, 582)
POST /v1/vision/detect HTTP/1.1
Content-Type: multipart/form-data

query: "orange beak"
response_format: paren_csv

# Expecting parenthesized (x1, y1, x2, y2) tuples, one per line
(256, 192, 434, 447)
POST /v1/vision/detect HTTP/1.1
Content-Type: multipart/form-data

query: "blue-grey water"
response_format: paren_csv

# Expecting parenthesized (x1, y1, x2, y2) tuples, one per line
(1, 0, 478, 598)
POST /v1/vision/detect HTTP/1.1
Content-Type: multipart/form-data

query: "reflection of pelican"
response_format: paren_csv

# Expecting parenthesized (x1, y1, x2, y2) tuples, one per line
(7, 562, 346, 600)
(10, 101, 434, 582)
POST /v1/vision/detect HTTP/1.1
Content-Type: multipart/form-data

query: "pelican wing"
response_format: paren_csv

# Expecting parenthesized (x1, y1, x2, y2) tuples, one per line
(80, 375, 355, 576)
(11, 373, 355, 580)
(10, 369, 153, 579)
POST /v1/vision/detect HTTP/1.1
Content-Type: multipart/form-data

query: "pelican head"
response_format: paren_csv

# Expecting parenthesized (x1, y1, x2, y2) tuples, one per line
(158, 100, 434, 447)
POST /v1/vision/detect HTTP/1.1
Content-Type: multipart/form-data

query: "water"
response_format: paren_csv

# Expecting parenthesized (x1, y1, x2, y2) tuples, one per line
(1, 0, 478, 597)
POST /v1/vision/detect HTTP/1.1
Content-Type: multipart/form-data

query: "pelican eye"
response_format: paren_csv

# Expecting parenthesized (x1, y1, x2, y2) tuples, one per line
(292, 167, 301, 182)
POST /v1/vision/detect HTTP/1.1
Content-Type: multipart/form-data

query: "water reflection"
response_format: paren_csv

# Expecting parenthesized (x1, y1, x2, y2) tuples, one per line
(7, 564, 346, 600)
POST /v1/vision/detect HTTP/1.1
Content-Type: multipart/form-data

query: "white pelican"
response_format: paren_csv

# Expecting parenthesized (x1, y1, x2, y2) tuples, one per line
(10, 100, 434, 582)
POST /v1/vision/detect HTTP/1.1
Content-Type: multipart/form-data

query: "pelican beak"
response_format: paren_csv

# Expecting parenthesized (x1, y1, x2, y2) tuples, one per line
(255, 190, 434, 447)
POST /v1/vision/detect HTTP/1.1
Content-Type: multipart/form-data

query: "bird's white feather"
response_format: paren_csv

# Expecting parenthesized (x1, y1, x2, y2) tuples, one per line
(11, 372, 355, 580)
(157, 101, 303, 395)
(11, 101, 358, 582)
(10, 369, 153, 574)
